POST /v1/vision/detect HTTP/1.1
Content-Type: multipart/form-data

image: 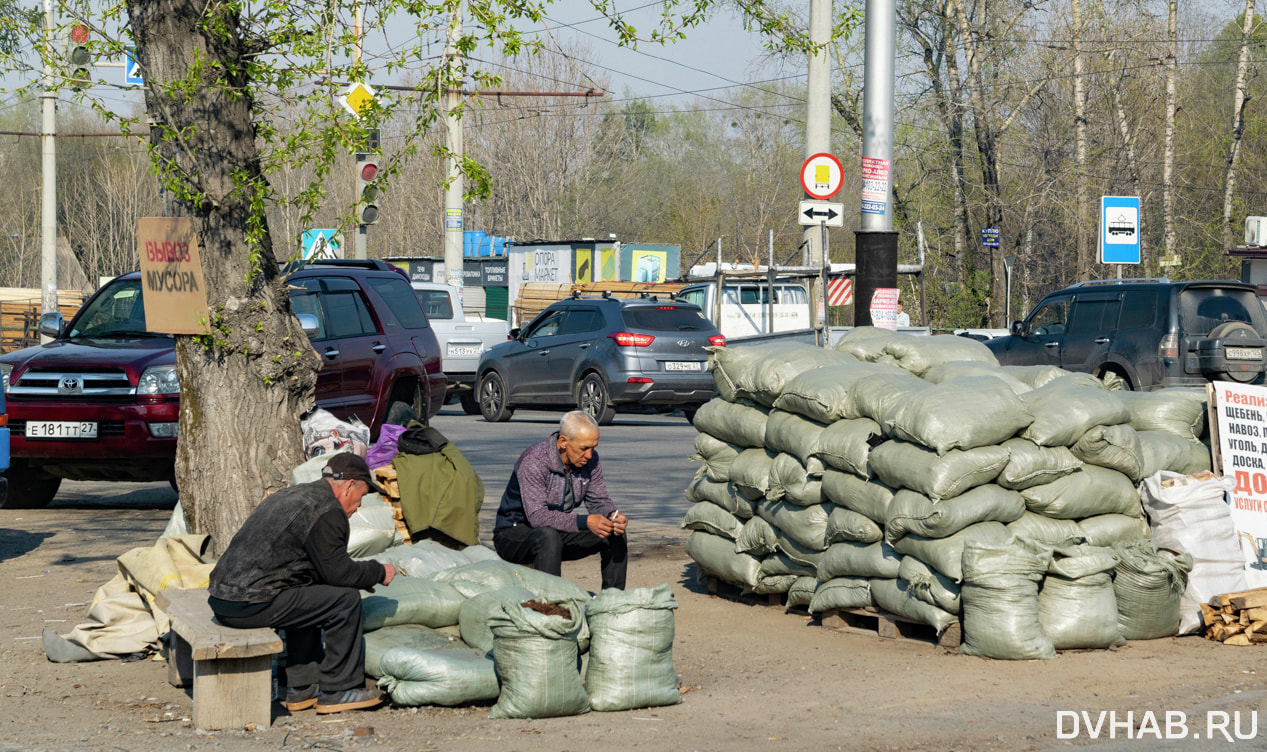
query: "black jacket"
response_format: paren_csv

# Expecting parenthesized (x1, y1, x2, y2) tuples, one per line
(209, 480, 386, 603)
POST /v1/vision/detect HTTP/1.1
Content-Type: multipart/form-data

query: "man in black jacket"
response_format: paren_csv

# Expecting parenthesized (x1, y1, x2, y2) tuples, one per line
(209, 453, 396, 714)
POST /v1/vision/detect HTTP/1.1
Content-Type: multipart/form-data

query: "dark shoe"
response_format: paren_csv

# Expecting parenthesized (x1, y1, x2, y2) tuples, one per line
(284, 684, 319, 711)
(315, 687, 385, 714)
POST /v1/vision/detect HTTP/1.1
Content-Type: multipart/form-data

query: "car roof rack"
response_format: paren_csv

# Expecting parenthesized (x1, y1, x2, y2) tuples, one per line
(1069, 277, 1171, 287)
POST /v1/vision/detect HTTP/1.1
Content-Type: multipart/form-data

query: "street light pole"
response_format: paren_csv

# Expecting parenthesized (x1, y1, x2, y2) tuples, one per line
(40, 0, 58, 329)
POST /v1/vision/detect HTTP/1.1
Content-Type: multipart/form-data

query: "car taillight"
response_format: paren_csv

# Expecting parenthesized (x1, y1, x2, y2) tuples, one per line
(628, 377, 653, 383)
(708, 334, 727, 347)
(0, 414, 7, 427)
(1159, 333, 1179, 359)
(608, 332, 655, 347)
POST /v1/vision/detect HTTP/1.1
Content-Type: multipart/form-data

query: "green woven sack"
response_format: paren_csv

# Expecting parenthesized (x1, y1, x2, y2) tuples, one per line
(583, 585, 681, 712)
(488, 599, 590, 719)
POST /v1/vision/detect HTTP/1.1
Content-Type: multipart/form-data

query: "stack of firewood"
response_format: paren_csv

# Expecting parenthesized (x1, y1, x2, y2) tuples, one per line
(1202, 588, 1267, 646)
(372, 465, 411, 544)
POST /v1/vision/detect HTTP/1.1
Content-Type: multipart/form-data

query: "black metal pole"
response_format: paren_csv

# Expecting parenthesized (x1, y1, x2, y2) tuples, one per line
(854, 231, 898, 326)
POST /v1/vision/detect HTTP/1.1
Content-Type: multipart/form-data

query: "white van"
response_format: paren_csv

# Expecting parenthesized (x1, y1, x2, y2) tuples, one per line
(676, 280, 812, 340)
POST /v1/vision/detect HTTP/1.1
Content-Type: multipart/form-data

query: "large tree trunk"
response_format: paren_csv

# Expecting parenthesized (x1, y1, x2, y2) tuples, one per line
(1108, 57, 1146, 269)
(127, 0, 320, 554)
(1223, 0, 1256, 250)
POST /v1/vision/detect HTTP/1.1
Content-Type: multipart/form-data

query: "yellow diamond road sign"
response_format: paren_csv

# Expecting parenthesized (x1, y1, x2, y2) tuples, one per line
(339, 82, 377, 117)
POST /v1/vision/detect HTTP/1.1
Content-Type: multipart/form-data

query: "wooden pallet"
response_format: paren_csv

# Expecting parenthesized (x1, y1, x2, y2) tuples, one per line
(0, 297, 83, 353)
(702, 574, 786, 608)
(817, 606, 962, 650)
(512, 281, 688, 324)
(372, 465, 411, 544)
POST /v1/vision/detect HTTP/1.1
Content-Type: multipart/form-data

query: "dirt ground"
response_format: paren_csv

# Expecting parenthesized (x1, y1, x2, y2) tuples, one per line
(2, 500, 1266, 752)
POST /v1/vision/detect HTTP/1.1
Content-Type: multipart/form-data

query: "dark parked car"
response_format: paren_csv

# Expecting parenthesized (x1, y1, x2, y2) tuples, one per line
(475, 292, 725, 424)
(0, 258, 446, 508)
(0, 385, 8, 506)
(986, 278, 1267, 390)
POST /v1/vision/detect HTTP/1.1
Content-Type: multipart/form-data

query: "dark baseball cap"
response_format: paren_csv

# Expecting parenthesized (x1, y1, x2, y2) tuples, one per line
(322, 453, 388, 496)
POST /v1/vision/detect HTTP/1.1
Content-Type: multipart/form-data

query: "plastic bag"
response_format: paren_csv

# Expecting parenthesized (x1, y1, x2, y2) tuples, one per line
(887, 378, 1033, 455)
(583, 585, 681, 711)
(1021, 383, 1130, 448)
(869, 441, 1011, 501)
(687, 531, 761, 589)
(364, 624, 460, 678)
(885, 485, 1025, 543)
(881, 333, 999, 376)
(1141, 472, 1247, 634)
(685, 476, 756, 519)
(347, 493, 404, 557)
(808, 577, 872, 613)
(898, 555, 960, 614)
(363, 540, 499, 580)
(767, 453, 823, 506)
(813, 417, 883, 477)
(690, 398, 769, 448)
(360, 576, 466, 630)
(681, 502, 745, 540)
(458, 586, 537, 656)
(301, 408, 369, 459)
(870, 578, 957, 633)
(488, 599, 590, 719)
(825, 505, 884, 544)
(1117, 390, 1207, 441)
(821, 470, 894, 525)
(1071, 424, 1145, 482)
(1007, 512, 1085, 547)
(1037, 546, 1125, 649)
(816, 541, 902, 581)
(959, 540, 1055, 660)
(728, 447, 778, 501)
(786, 576, 819, 609)
(378, 645, 500, 706)
(757, 499, 832, 551)
(890, 521, 1014, 583)
(1021, 466, 1143, 519)
(734, 516, 779, 557)
(764, 410, 828, 473)
(1137, 431, 1211, 478)
(996, 439, 1082, 490)
(690, 432, 741, 483)
(433, 559, 591, 604)
(1113, 542, 1192, 640)
(1076, 514, 1150, 547)
(922, 361, 1032, 394)
(774, 363, 907, 423)
(366, 424, 406, 470)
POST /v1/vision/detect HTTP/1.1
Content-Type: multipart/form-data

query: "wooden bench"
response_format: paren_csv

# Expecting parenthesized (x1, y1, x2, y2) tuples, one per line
(156, 588, 284, 730)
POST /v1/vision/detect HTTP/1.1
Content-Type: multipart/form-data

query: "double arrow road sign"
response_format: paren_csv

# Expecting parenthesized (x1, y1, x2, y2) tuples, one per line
(799, 200, 845, 227)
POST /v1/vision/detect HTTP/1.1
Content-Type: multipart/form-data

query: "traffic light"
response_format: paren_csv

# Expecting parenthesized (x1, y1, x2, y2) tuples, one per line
(58, 22, 92, 87)
(356, 153, 381, 225)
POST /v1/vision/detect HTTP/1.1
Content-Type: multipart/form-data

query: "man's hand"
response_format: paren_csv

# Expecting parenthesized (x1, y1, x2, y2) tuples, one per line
(587, 513, 616, 539)
(382, 564, 396, 586)
(611, 512, 628, 536)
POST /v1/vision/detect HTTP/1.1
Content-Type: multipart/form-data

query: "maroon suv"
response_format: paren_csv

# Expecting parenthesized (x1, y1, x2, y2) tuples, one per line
(0, 259, 446, 508)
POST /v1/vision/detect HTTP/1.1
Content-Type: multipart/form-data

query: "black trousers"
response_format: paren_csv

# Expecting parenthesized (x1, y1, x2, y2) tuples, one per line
(493, 523, 627, 590)
(210, 585, 365, 693)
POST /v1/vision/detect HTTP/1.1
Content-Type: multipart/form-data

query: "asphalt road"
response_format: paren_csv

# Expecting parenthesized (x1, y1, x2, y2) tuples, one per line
(51, 404, 701, 534)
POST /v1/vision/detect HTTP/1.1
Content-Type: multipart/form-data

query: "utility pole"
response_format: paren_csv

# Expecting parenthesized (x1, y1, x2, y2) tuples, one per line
(353, 0, 368, 260)
(854, 0, 898, 326)
(443, 1, 465, 293)
(803, 0, 831, 323)
(40, 0, 57, 326)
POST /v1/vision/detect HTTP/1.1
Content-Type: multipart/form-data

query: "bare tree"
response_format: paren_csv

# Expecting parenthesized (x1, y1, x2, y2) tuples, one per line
(1222, 0, 1257, 249)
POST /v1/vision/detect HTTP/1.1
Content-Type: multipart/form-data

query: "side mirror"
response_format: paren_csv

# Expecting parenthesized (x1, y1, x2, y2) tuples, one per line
(1009, 320, 1023, 336)
(508, 327, 521, 341)
(296, 313, 320, 337)
(38, 311, 63, 339)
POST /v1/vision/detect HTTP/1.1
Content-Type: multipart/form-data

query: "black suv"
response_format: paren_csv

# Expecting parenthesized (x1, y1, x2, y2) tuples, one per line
(986, 278, 1267, 390)
(475, 292, 725, 424)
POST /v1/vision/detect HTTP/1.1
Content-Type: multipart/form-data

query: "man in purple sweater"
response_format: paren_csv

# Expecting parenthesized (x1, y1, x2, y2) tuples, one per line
(493, 411, 628, 590)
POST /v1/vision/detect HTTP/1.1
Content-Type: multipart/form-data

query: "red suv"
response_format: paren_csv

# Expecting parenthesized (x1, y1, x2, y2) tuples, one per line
(0, 259, 446, 508)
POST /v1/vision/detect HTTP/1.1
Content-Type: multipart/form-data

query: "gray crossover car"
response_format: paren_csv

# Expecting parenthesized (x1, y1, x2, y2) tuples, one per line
(475, 292, 725, 424)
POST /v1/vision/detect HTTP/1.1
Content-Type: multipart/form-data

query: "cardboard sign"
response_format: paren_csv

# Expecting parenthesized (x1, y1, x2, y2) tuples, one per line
(136, 217, 210, 334)
(1209, 381, 1267, 583)
(870, 287, 900, 330)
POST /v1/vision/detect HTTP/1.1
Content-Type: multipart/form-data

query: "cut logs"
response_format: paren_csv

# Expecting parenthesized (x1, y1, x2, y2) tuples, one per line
(372, 465, 411, 544)
(1202, 587, 1267, 646)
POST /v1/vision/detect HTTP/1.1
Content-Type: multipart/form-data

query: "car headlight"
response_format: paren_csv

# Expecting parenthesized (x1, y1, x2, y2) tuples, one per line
(138, 365, 180, 395)
(0, 363, 11, 392)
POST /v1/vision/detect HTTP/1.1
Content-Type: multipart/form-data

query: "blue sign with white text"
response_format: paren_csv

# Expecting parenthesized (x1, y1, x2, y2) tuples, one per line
(1100, 196, 1141, 264)
(982, 228, 1000, 248)
(125, 47, 143, 86)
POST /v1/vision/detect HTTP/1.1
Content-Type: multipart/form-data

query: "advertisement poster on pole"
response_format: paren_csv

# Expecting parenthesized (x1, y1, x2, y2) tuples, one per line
(1209, 381, 1267, 585)
(861, 157, 890, 216)
(870, 287, 900, 330)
